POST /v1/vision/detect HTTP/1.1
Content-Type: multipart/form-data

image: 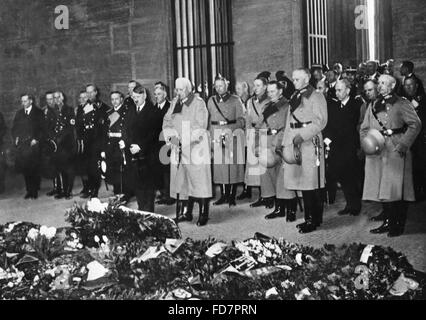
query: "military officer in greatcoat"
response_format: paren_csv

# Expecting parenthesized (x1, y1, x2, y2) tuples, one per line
(257, 81, 298, 221)
(49, 91, 77, 199)
(283, 69, 328, 234)
(124, 80, 138, 110)
(12, 94, 44, 199)
(75, 90, 89, 195)
(323, 79, 363, 216)
(208, 75, 245, 207)
(361, 75, 421, 237)
(76, 84, 110, 199)
(402, 76, 426, 202)
(241, 77, 270, 204)
(102, 91, 135, 200)
(163, 77, 212, 226)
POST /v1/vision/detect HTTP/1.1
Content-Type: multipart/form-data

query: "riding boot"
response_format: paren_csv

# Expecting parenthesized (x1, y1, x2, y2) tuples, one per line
(265, 198, 285, 220)
(214, 185, 228, 205)
(370, 203, 391, 234)
(174, 200, 183, 224)
(229, 184, 237, 207)
(197, 198, 210, 226)
(286, 198, 297, 222)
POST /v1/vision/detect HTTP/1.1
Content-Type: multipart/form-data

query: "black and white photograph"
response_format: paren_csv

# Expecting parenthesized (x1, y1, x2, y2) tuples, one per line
(0, 0, 425, 306)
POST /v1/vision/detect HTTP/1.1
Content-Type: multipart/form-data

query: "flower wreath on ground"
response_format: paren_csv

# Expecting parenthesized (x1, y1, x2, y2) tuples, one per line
(0, 198, 425, 300)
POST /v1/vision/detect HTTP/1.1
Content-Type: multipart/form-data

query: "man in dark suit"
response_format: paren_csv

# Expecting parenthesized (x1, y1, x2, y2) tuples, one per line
(129, 84, 162, 212)
(323, 79, 363, 216)
(403, 76, 426, 201)
(153, 82, 174, 205)
(12, 94, 44, 199)
(50, 91, 77, 200)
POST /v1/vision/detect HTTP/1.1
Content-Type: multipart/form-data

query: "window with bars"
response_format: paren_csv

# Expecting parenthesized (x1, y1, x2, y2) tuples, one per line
(304, 0, 329, 67)
(172, 0, 234, 99)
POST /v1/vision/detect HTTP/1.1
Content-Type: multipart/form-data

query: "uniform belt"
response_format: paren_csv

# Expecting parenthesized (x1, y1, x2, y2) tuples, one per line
(108, 132, 122, 138)
(381, 127, 407, 136)
(211, 120, 237, 126)
(267, 128, 284, 136)
(290, 121, 312, 129)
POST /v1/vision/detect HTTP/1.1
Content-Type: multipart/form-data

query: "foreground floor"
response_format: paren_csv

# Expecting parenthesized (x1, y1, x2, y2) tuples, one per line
(1, 177, 426, 272)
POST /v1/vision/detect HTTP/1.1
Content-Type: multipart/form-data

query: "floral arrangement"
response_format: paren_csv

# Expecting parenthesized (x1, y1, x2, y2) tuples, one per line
(0, 199, 425, 300)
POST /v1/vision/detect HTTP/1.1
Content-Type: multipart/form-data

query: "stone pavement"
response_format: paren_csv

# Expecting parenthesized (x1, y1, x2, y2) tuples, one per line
(1, 178, 426, 272)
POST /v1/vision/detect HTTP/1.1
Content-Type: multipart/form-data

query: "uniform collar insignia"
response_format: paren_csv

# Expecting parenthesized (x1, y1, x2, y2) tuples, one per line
(257, 91, 268, 104)
(184, 93, 195, 106)
(216, 92, 230, 103)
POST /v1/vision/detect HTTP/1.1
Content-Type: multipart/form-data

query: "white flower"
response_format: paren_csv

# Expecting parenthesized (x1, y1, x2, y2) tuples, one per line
(39, 226, 57, 240)
(102, 236, 109, 243)
(5, 222, 23, 233)
(27, 228, 40, 241)
(77, 244, 83, 249)
(71, 232, 78, 239)
(94, 235, 100, 243)
(87, 198, 108, 213)
(7, 282, 14, 288)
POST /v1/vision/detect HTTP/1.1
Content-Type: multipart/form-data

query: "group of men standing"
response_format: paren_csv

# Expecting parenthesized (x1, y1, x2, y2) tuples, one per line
(2, 58, 425, 236)
(8, 82, 171, 213)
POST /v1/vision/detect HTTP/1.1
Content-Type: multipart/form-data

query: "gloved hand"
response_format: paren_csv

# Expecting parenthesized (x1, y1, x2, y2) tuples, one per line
(119, 140, 126, 150)
(293, 134, 304, 146)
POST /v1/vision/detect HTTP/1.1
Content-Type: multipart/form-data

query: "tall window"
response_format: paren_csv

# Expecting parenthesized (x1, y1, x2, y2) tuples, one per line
(172, 0, 234, 98)
(305, 0, 329, 67)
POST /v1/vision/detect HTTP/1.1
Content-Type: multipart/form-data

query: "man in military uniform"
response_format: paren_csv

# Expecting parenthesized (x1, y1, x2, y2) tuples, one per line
(102, 91, 135, 200)
(283, 69, 328, 234)
(42, 91, 60, 197)
(153, 82, 174, 205)
(75, 90, 89, 195)
(323, 79, 363, 217)
(76, 84, 110, 199)
(276, 71, 296, 100)
(403, 76, 426, 201)
(0, 111, 6, 194)
(345, 67, 360, 98)
(257, 81, 297, 221)
(163, 77, 212, 226)
(241, 77, 269, 204)
(361, 75, 421, 237)
(49, 91, 77, 199)
(12, 94, 44, 199)
(208, 75, 245, 207)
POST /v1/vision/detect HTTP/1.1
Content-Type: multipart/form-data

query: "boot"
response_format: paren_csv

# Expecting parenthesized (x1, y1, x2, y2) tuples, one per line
(370, 203, 391, 234)
(314, 190, 324, 227)
(370, 210, 385, 221)
(197, 199, 210, 226)
(79, 179, 89, 195)
(229, 184, 237, 207)
(297, 191, 312, 230)
(237, 185, 252, 200)
(265, 199, 285, 220)
(175, 200, 192, 223)
(286, 198, 297, 222)
(250, 197, 265, 208)
(388, 201, 407, 237)
(174, 200, 182, 223)
(370, 219, 390, 234)
(185, 198, 194, 222)
(214, 185, 228, 205)
(46, 178, 58, 197)
(264, 197, 275, 209)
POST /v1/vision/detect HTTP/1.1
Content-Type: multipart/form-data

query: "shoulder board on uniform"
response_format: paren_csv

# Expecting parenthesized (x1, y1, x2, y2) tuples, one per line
(401, 96, 408, 100)
(331, 98, 339, 102)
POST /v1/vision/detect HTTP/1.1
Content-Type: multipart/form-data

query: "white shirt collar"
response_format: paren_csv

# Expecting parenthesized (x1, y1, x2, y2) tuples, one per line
(340, 96, 350, 106)
(330, 81, 336, 88)
(25, 105, 33, 114)
(114, 104, 123, 112)
(158, 100, 167, 110)
(137, 101, 146, 112)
